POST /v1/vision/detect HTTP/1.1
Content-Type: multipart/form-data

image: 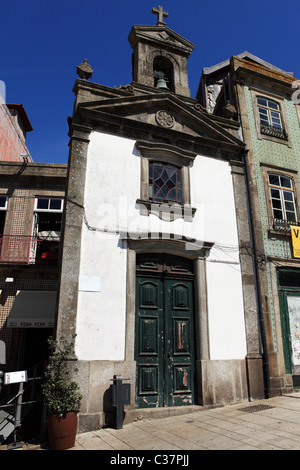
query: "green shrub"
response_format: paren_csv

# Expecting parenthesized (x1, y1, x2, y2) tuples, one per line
(42, 335, 82, 418)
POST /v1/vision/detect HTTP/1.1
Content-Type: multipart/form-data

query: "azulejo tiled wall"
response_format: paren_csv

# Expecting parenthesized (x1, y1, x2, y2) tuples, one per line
(244, 86, 300, 349)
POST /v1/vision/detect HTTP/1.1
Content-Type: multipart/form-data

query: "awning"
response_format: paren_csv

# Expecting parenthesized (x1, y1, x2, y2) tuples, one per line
(7, 290, 57, 328)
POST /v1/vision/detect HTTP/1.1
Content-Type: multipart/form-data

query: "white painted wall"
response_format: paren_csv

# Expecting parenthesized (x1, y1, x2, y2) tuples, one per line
(191, 155, 247, 359)
(75, 131, 247, 361)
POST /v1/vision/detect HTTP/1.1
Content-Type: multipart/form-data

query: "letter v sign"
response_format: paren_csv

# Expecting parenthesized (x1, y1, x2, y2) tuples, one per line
(291, 225, 300, 258)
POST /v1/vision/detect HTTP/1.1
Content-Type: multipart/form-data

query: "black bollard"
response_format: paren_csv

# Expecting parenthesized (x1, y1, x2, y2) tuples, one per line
(111, 375, 130, 429)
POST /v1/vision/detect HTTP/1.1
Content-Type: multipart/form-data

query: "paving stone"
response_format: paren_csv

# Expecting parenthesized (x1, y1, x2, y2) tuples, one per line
(3, 395, 300, 451)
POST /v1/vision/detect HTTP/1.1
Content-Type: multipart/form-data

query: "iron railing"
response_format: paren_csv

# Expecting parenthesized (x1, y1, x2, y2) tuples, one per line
(0, 365, 46, 448)
(0, 235, 60, 265)
(260, 124, 288, 140)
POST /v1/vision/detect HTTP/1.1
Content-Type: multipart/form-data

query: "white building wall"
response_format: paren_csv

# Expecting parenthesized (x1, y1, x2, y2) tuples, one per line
(191, 156, 247, 360)
(75, 131, 247, 361)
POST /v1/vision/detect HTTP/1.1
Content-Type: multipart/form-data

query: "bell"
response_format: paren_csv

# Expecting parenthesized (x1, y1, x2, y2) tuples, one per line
(156, 78, 169, 90)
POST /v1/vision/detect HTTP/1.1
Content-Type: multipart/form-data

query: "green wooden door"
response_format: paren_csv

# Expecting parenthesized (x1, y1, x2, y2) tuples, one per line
(135, 261, 195, 408)
(164, 278, 195, 407)
(279, 290, 293, 374)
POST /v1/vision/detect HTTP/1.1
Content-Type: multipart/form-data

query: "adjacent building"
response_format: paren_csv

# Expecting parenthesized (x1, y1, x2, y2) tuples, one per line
(56, 10, 264, 432)
(0, 161, 67, 377)
(197, 51, 300, 396)
(0, 92, 33, 162)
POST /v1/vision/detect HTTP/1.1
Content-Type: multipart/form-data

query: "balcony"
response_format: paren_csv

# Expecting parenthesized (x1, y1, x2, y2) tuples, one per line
(0, 234, 60, 265)
(273, 218, 291, 234)
(260, 124, 288, 140)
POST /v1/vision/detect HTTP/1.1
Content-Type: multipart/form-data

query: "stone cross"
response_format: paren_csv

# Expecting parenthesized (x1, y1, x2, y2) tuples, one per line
(152, 5, 168, 25)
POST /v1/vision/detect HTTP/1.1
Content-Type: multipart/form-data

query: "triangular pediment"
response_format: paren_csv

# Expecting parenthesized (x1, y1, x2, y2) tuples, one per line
(128, 25, 194, 56)
(78, 92, 244, 151)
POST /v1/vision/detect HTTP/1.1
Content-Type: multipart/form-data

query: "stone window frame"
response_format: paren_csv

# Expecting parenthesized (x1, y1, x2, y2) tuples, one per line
(136, 141, 197, 221)
(261, 163, 299, 237)
(296, 104, 300, 127)
(251, 87, 291, 147)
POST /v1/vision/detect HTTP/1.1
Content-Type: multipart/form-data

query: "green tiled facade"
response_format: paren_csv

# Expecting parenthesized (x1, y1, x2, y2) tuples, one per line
(244, 86, 300, 349)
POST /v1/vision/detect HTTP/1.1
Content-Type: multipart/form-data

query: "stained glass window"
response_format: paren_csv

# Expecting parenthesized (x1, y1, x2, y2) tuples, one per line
(149, 161, 181, 204)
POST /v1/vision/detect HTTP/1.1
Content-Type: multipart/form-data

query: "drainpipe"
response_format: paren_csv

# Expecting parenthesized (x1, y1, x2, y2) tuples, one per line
(242, 149, 271, 399)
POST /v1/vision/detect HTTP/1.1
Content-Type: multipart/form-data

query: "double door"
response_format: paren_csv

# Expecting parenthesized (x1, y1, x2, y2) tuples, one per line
(135, 255, 195, 408)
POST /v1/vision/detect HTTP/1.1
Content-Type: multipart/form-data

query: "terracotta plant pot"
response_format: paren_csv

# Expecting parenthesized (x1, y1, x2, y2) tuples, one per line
(47, 412, 77, 450)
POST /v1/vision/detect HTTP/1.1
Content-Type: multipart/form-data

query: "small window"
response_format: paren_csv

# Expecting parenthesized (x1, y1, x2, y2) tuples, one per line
(149, 162, 181, 204)
(257, 97, 287, 140)
(0, 196, 8, 210)
(36, 198, 63, 212)
(269, 174, 297, 223)
(257, 98, 282, 129)
(0, 197, 8, 235)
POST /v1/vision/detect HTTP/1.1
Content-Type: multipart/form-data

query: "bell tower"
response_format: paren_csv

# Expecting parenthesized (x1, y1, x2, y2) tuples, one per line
(128, 6, 195, 97)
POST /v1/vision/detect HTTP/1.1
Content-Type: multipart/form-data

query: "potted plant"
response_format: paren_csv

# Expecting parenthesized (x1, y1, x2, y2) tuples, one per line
(42, 335, 82, 450)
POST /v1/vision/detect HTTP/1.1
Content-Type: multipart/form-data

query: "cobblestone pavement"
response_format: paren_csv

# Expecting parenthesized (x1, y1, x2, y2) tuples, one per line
(2, 394, 300, 451)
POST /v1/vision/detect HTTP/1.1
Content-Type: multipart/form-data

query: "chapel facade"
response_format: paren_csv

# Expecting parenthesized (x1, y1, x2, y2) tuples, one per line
(56, 7, 264, 431)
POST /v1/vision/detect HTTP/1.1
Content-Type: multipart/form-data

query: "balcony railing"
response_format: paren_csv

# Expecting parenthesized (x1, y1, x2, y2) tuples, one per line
(0, 235, 60, 265)
(273, 218, 291, 234)
(260, 124, 288, 140)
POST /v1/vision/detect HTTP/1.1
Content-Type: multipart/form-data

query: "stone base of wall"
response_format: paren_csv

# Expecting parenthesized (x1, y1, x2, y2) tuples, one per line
(269, 374, 293, 397)
(197, 358, 251, 407)
(74, 359, 136, 432)
(75, 357, 263, 433)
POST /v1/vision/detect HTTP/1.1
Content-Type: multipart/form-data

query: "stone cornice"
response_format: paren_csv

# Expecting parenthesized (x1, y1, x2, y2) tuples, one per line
(232, 66, 295, 96)
(0, 161, 67, 179)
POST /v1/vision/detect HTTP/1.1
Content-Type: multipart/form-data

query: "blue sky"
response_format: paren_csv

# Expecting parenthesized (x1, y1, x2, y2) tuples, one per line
(1, 0, 299, 164)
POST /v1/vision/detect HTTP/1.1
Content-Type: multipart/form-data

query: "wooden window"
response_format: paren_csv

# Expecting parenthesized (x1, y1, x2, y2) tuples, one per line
(0, 196, 8, 210)
(257, 98, 282, 128)
(257, 97, 287, 140)
(35, 198, 64, 212)
(269, 174, 297, 223)
(0, 196, 8, 235)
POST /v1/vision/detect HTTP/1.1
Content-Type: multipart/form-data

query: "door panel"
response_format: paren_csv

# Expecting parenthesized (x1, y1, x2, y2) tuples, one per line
(135, 274, 194, 408)
(165, 280, 194, 406)
(135, 278, 164, 407)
